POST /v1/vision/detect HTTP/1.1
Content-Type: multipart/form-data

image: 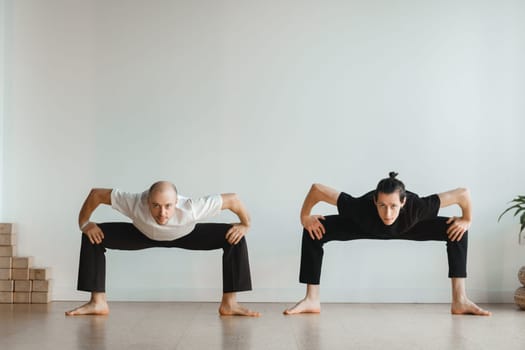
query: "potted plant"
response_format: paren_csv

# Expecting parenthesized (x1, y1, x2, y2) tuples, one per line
(499, 195, 525, 310)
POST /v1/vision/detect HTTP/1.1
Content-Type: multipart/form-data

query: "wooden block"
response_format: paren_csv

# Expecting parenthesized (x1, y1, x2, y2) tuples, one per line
(13, 257, 33, 269)
(0, 257, 12, 268)
(0, 245, 16, 257)
(14, 280, 32, 292)
(31, 292, 51, 304)
(0, 268, 11, 279)
(30, 268, 51, 280)
(0, 291, 13, 303)
(12, 268, 29, 280)
(0, 233, 16, 245)
(0, 223, 15, 234)
(32, 279, 51, 292)
(13, 292, 31, 304)
(0, 280, 14, 292)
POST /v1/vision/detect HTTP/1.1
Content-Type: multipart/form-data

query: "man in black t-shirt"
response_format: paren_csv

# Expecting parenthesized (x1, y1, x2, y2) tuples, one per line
(284, 172, 491, 316)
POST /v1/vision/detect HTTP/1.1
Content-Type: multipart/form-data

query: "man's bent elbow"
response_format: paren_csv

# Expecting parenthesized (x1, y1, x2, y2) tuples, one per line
(311, 183, 323, 193)
(89, 188, 112, 205)
(222, 193, 241, 210)
(458, 187, 470, 199)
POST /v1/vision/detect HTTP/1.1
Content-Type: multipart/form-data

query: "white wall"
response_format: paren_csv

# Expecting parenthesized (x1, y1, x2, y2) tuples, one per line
(2, 0, 524, 303)
(0, 0, 7, 218)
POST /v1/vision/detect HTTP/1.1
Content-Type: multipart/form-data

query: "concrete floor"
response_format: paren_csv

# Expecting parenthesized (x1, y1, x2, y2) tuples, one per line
(1, 302, 524, 349)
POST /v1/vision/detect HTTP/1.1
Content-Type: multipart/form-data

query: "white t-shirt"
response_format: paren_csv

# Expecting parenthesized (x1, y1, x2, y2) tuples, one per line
(111, 189, 223, 241)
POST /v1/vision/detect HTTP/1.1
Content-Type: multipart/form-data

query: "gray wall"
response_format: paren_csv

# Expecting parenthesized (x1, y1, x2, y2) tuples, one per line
(2, 0, 525, 302)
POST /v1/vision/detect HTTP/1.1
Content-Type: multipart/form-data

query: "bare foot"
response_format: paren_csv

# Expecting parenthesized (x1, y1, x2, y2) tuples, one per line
(451, 299, 491, 316)
(65, 301, 110, 316)
(283, 298, 321, 315)
(219, 302, 260, 317)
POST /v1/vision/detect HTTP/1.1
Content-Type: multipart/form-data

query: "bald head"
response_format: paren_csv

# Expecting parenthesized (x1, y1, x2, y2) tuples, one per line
(147, 181, 178, 225)
(148, 181, 177, 198)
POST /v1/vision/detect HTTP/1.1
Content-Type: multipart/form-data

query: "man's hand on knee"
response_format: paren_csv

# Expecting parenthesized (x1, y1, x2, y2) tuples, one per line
(83, 223, 105, 244)
(225, 223, 248, 245)
(446, 216, 470, 241)
(302, 215, 326, 240)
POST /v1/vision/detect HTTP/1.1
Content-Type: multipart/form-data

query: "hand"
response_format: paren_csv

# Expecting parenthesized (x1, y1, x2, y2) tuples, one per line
(446, 216, 470, 242)
(82, 222, 105, 244)
(225, 223, 249, 245)
(302, 215, 326, 240)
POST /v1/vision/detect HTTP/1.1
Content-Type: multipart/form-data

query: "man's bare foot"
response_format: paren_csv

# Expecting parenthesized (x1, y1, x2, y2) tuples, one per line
(451, 299, 491, 316)
(65, 301, 109, 316)
(219, 302, 260, 317)
(283, 298, 321, 315)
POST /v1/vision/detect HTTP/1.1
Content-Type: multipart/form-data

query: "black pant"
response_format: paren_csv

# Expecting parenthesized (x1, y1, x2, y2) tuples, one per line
(299, 215, 468, 284)
(76, 222, 252, 293)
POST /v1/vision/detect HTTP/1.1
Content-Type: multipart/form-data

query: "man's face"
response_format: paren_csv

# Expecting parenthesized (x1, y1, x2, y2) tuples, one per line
(148, 189, 177, 225)
(374, 191, 406, 226)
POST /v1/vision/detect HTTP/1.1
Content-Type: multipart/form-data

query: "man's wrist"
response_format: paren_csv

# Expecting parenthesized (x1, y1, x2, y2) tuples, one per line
(80, 221, 91, 231)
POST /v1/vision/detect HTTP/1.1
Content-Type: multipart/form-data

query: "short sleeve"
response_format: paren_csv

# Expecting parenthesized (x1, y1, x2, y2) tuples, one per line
(414, 194, 441, 221)
(190, 194, 223, 221)
(111, 189, 142, 219)
(337, 192, 355, 217)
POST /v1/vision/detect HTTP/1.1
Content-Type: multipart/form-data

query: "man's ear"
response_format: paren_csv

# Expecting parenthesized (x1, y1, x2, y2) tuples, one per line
(400, 197, 407, 207)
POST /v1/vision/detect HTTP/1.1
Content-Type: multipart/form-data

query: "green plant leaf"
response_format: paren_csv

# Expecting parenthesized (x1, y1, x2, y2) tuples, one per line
(513, 206, 525, 217)
(498, 204, 522, 221)
(509, 196, 525, 203)
(518, 203, 525, 234)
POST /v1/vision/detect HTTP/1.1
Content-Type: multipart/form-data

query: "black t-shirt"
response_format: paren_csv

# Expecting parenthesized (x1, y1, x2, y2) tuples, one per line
(336, 190, 441, 235)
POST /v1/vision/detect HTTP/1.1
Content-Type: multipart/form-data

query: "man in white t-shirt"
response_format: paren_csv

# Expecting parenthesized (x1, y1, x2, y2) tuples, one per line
(66, 181, 259, 317)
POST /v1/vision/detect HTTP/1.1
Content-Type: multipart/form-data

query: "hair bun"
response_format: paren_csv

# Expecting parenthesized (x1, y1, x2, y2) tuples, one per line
(389, 171, 398, 179)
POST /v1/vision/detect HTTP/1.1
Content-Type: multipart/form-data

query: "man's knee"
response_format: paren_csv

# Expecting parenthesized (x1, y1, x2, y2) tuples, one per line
(449, 230, 468, 243)
(302, 228, 327, 241)
(237, 236, 247, 246)
(225, 235, 248, 250)
(81, 233, 93, 246)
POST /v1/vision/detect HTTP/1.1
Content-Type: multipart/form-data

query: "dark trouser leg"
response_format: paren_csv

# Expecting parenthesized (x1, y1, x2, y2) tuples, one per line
(401, 217, 468, 278)
(169, 223, 252, 293)
(298, 215, 468, 285)
(76, 222, 252, 293)
(76, 223, 158, 292)
(299, 215, 363, 284)
(77, 234, 106, 292)
(299, 229, 323, 285)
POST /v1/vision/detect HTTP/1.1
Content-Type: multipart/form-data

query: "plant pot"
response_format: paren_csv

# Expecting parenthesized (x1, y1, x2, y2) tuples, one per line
(519, 266, 525, 286)
(515, 287, 525, 310)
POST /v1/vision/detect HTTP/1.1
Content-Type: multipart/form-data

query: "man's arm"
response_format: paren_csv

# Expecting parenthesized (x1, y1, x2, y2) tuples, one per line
(221, 193, 251, 245)
(78, 188, 112, 244)
(438, 187, 472, 242)
(301, 183, 341, 240)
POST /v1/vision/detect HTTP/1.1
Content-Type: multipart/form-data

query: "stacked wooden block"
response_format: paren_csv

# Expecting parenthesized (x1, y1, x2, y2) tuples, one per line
(0, 223, 52, 304)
